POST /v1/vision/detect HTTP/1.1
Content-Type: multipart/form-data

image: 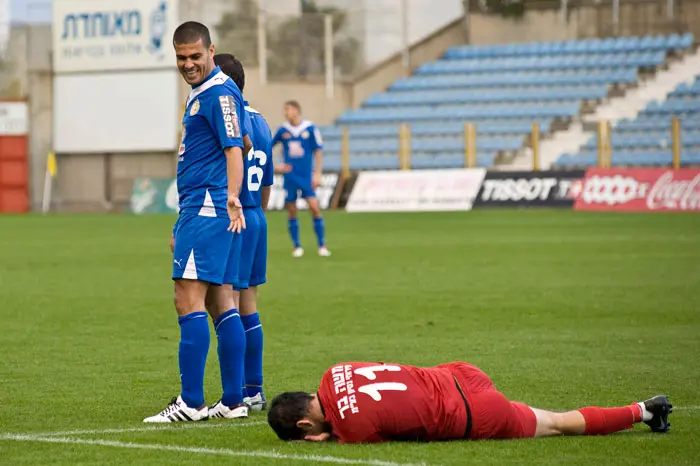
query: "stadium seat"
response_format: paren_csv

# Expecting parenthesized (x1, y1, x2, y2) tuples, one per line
(323, 135, 523, 154)
(318, 121, 551, 140)
(363, 86, 608, 107)
(417, 52, 666, 75)
(440, 35, 692, 60)
(389, 69, 637, 91)
(323, 34, 696, 172)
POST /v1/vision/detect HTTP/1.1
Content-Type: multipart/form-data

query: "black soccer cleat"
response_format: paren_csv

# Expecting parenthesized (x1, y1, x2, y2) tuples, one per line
(643, 395, 672, 433)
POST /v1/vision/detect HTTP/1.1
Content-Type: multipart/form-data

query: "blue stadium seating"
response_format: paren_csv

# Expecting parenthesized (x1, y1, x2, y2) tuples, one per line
(320, 34, 693, 171)
(442, 34, 692, 59)
(615, 113, 700, 131)
(322, 136, 523, 154)
(554, 70, 700, 168)
(579, 130, 700, 150)
(323, 153, 496, 171)
(364, 86, 608, 106)
(420, 52, 665, 74)
(554, 149, 678, 167)
(337, 103, 581, 124)
(391, 69, 638, 90)
(319, 121, 552, 138)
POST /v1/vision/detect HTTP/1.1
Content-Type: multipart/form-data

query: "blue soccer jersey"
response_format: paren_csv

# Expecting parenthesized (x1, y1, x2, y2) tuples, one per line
(272, 120, 323, 202)
(173, 67, 247, 285)
(177, 67, 248, 216)
(232, 102, 274, 290)
(239, 101, 274, 208)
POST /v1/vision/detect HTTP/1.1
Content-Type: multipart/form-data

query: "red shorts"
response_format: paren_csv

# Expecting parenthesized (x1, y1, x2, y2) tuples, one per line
(439, 362, 537, 440)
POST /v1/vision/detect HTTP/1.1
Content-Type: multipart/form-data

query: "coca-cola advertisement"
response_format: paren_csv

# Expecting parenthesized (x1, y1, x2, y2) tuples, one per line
(574, 168, 700, 212)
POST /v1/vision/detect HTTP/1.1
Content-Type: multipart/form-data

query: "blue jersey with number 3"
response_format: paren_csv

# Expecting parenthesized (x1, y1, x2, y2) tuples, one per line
(177, 67, 248, 216)
(239, 102, 274, 208)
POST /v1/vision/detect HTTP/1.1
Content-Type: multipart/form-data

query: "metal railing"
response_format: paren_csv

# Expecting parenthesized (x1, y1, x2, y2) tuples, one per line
(334, 117, 689, 177)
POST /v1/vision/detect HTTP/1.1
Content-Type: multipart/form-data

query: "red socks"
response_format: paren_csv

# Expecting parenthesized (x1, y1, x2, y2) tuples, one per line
(578, 405, 642, 435)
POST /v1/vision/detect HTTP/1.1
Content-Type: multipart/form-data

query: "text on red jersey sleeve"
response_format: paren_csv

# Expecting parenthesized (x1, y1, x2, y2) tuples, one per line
(317, 362, 467, 443)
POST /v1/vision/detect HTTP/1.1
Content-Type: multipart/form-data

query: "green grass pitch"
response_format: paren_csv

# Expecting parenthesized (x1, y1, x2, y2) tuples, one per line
(0, 210, 699, 465)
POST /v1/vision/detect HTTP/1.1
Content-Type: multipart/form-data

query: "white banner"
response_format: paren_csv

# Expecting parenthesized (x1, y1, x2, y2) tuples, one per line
(0, 102, 28, 135)
(54, 71, 179, 153)
(53, 0, 179, 73)
(268, 173, 339, 211)
(346, 169, 486, 213)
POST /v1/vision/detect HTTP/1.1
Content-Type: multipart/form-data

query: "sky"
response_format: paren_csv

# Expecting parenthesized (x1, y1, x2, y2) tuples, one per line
(10, 0, 52, 24)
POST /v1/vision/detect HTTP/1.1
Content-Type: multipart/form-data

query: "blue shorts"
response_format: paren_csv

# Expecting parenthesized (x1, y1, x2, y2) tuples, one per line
(172, 213, 239, 286)
(284, 176, 316, 203)
(234, 207, 268, 290)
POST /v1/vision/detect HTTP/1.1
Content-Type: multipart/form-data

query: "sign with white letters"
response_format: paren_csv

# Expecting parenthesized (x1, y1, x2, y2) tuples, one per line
(346, 169, 486, 213)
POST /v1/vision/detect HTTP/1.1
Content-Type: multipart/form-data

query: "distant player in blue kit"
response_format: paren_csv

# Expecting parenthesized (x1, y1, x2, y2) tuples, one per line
(272, 101, 331, 258)
(144, 22, 249, 423)
(214, 53, 272, 411)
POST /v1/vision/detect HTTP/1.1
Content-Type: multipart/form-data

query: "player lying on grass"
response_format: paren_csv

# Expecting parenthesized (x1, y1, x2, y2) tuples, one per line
(267, 361, 672, 443)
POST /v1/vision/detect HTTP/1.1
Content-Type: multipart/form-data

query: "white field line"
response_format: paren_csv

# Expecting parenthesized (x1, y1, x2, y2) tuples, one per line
(0, 434, 428, 466)
(30, 420, 266, 437)
(674, 406, 700, 411)
(4, 407, 698, 465)
(12, 406, 700, 438)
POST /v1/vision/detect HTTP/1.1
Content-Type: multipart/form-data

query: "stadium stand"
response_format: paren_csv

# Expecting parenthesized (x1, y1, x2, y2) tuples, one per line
(319, 33, 695, 172)
(555, 73, 700, 167)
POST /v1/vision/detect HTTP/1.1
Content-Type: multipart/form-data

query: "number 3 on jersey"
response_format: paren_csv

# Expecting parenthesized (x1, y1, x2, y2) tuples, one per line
(246, 148, 267, 192)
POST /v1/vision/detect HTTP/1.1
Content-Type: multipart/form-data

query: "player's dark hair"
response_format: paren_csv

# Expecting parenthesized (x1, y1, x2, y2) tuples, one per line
(214, 53, 245, 91)
(173, 21, 211, 48)
(285, 100, 302, 113)
(267, 392, 314, 441)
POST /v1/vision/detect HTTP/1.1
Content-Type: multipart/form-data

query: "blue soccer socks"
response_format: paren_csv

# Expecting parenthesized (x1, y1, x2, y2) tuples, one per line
(313, 217, 326, 248)
(178, 312, 210, 409)
(241, 312, 264, 398)
(288, 218, 301, 248)
(214, 309, 246, 407)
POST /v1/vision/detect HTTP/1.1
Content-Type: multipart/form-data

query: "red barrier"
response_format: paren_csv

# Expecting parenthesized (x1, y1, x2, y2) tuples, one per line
(0, 135, 29, 213)
(574, 168, 700, 212)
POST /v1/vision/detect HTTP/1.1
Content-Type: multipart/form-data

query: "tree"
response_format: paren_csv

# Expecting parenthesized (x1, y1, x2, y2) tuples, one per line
(215, 0, 362, 79)
(465, 0, 526, 19)
(214, 0, 259, 67)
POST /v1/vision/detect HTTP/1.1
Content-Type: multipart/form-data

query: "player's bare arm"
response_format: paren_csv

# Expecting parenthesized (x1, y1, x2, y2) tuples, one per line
(275, 162, 292, 174)
(225, 146, 245, 233)
(270, 133, 290, 174)
(243, 134, 253, 157)
(261, 186, 271, 211)
(312, 149, 323, 189)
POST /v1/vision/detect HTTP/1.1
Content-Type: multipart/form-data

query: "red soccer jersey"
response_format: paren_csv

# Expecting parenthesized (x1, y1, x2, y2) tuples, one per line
(316, 362, 468, 443)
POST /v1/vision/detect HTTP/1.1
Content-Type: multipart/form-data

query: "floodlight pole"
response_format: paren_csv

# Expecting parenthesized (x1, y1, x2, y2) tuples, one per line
(401, 0, 410, 72)
(324, 14, 334, 99)
(257, 0, 267, 85)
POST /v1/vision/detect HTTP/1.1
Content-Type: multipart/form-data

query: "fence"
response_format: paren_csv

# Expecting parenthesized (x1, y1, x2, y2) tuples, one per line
(332, 117, 694, 177)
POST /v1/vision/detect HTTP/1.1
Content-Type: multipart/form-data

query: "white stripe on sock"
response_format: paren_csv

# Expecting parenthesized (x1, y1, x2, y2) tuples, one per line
(244, 324, 262, 333)
(214, 312, 240, 330)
